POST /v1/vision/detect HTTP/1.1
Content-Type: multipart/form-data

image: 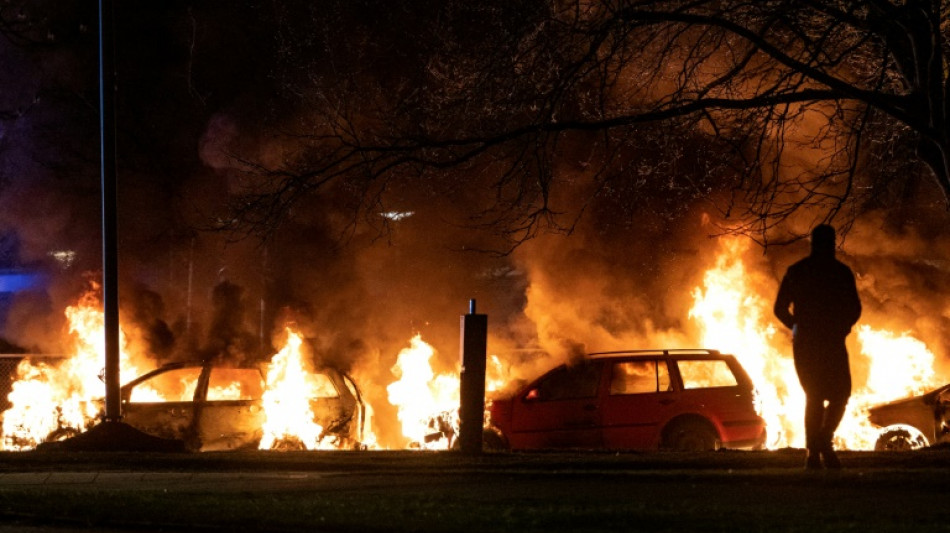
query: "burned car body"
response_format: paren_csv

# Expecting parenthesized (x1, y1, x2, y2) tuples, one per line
(867, 384, 950, 451)
(109, 361, 365, 451)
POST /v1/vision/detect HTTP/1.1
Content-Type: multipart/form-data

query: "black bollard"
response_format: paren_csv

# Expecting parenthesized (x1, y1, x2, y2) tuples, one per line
(458, 299, 487, 454)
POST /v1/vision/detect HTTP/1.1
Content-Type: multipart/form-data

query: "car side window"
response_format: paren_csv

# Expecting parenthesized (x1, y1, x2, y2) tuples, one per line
(311, 372, 340, 399)
(677, 359, 738, 389)
(130, 367, 201, 403)
(609, 360, 670, 394)
(531, 362, 602, 401)
(207, 368, 264, 401)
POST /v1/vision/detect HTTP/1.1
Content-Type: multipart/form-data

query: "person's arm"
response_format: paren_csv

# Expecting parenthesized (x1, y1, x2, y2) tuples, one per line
(773, 271, 796, 330)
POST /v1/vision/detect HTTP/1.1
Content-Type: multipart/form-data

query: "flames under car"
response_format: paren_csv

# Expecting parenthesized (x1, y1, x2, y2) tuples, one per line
(51, 361, 367, 452)
(867, 383, 950, 451)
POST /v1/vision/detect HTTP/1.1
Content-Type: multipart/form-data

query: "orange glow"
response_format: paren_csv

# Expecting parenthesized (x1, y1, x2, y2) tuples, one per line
(386, 335, 459, 448)
(1, 289, 158, 450)
(689, 237, 947, 449)
(258, 328, 330, 450)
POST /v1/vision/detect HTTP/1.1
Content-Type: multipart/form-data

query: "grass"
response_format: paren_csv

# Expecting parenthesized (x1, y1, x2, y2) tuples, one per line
(0, 449, 948, 531)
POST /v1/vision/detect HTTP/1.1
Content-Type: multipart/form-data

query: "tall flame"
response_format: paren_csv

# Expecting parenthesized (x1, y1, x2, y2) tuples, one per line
(1, 289, 156, 450)
(386, 335, 459, 448)
(689, 237, 947, 449)
(258, 328, 329, 450)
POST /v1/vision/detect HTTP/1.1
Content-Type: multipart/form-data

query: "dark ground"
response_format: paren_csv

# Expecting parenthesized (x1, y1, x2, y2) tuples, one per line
(0, 447, 948, 532)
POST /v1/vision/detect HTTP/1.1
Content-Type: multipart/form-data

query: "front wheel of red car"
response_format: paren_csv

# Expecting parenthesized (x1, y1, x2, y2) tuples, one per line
(663, 419, 721, 451)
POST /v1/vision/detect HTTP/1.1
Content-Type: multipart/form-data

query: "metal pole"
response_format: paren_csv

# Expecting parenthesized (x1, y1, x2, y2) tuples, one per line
(99, 0, 121, 421)
(458, 299, 487, 454)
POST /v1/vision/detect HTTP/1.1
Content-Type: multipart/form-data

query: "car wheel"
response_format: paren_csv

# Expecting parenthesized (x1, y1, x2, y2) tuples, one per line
(664, 419, 721, 451)
(874, 425, 929, 451)
(482, 428, 508, 452)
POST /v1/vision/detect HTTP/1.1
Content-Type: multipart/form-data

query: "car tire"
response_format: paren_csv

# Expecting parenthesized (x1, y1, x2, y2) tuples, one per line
(663, 419, 721, 452)
(874, 426, 928, 451)
(482, 428, 508, 452)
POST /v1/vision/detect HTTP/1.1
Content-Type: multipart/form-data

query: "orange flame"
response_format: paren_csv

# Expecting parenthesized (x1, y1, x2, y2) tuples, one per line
(1, 290, 157, 450)
(689, 237, 947, 450)
(258, 328, 329, 450)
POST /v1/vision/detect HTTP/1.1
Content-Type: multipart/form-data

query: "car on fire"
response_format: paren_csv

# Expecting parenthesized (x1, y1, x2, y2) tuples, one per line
(69, 361, 367, 452)
(867, 383, 950, 451)
(485, 349, 766, 451)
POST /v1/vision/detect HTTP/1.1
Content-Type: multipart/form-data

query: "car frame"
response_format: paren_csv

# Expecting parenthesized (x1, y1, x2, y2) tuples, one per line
(867, 383, 950, 451)
(109, 360, 366, 451)
(486, 349, 766, 451)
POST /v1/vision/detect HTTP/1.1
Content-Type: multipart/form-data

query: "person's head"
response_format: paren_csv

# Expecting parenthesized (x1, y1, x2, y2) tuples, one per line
(810, 224, 836, 258)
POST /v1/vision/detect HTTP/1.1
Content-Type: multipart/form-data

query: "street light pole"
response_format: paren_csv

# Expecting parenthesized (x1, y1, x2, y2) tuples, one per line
(99, 0, 121, 421)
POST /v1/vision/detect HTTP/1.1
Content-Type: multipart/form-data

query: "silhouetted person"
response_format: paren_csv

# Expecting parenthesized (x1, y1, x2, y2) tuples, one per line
(774, 225, 861, 469)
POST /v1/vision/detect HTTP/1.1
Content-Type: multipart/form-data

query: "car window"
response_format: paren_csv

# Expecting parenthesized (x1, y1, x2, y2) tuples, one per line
(207, 368, 264, 401)
(609, 360, 670, 394)
(311, 372, 340, 399)
(677, 359, 738, 389)
(530, 362, 602, 401)
(130, 367, 201, 403)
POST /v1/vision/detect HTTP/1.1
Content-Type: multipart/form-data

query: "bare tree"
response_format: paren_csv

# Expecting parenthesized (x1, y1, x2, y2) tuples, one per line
(210, 1, 950, 247)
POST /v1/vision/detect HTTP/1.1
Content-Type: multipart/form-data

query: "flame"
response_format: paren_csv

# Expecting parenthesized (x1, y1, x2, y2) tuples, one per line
(258, 328, 329, 450)
(386, 335, 459, 448)
(1, 289, 158, 450)
(689, 237, 947, 450)
(689, 238, 803, 447)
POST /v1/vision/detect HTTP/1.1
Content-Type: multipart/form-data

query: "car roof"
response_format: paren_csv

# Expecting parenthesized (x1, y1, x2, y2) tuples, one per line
(587, 349, 729, 360)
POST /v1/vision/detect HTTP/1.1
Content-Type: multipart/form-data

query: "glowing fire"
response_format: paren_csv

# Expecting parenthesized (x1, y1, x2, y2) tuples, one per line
(386, 335, 459, 448)
(384, 335, 507, 448)
(1, 289, 158, 450)
(0, 294, 356, 451)
(258, 328, 329, 450)
(689, 237, 946, 450)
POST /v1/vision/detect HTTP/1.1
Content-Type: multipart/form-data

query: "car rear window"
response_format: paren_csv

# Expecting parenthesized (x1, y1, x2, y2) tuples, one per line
(676, 359, 738, 389)
(609, 360, 670, 394)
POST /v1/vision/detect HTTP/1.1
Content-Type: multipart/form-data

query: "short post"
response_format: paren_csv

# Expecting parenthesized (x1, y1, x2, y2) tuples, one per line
(458, 299, 487, 454)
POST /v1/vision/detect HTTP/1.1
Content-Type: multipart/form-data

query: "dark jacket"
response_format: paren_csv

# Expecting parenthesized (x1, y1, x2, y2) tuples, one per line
(774, 255, 861, 340)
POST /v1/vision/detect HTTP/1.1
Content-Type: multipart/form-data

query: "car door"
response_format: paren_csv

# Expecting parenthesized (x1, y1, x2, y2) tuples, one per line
(121, 365, 202, 443)
(507, 361, 604, 449)
(194, 367, 266, 451)
(601, 358, 676, 449)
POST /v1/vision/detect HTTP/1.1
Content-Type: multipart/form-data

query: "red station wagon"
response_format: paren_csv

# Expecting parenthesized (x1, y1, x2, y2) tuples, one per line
(486, 349, 766, 451)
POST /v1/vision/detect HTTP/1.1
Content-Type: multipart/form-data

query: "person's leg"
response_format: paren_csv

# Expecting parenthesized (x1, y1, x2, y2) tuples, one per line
(803, 394, 824, 469)
(819, 394, 849, 469)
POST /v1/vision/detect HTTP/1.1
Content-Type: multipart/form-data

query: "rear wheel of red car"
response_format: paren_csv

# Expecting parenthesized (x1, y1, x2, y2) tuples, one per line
(663, 419, 721, 451)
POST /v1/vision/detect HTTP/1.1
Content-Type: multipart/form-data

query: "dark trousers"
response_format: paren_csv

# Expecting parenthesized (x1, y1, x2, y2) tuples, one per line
(794, 333, 851, 452)
(804, 394, 848, 451)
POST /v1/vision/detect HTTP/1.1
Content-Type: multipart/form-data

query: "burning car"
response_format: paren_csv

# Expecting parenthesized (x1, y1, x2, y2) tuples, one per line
(42, 360, 367, 452)
(867, 384, 950, 451)
(486, 349, 766, 451)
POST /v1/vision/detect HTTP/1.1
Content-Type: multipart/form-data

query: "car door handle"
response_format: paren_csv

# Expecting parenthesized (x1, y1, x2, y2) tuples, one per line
(583, 404, 597, 411)
(659, 398, 676, 405)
